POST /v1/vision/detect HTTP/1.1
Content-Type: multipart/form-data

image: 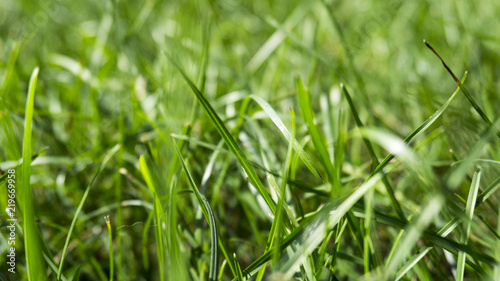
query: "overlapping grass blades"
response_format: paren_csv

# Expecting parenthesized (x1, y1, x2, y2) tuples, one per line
(21, 66, 47, 281)
(164, 51, 276, 214)
(139, 156, 167, 281)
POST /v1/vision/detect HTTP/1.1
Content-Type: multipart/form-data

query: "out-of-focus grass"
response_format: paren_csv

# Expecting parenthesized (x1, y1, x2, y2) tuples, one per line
(1, 0, 500, 280)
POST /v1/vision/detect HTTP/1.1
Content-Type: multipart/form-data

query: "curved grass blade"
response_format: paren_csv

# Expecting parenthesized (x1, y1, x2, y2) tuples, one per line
(456, 166, 481, 281)
(57, 144, 120, 280)
(173, 139, 224, 280)
(164, 52, 276, 214)
(21, 67, 47, 281)
(249, 95, 323, 181)
(424, 40, 500, 139)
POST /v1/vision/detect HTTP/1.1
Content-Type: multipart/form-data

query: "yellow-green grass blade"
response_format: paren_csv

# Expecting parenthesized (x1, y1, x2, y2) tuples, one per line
(424, 40, 500, 138)
(394, 218, 460, 281)
(456, 166, 481, 281)
(164, 52, 276, 215)
(104, 216, 113, 281)
(57, 144, 120, 280)
(139, 156, 166, 281)
(21, 67, 47, 281)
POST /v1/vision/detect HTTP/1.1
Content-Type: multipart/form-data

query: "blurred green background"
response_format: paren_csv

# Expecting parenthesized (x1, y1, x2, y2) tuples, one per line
(1, 0, 500, 280)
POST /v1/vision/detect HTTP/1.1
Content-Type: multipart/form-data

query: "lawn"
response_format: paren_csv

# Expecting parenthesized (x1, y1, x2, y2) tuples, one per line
(1, 0, 500, 280)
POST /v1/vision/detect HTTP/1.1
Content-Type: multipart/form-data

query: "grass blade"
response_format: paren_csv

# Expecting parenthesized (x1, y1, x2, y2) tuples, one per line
(424, 40, 500, 138)
(296, 78, 338, 194)
(234, 253, 244, 281)
(21, 66, 47, 281)
(456, 166, 481, 281)
(104, 215, 113, 281)
(71, 267, 81, 281)
(164, 52, 276, 214)
(173, 139, 223, 280)
(57, 144, 120, 280)
(249, 94, 323, 181)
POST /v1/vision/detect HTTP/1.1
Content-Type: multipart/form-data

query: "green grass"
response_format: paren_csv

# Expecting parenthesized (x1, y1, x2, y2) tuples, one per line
(1, 0, 500, 280)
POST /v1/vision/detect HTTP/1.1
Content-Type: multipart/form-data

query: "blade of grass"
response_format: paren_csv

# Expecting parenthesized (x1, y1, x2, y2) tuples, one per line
(57, 144, 120, 280)
(423, 40, 500, 138)
(296, 78, 338, 195)
(21, 66, 47, 281)
(249, 95, 323, 181)
(394, 218, 460, 280)
(369, 72, 468, 178)
(456, 166, 481, 281)
(234, 253, 244, 281)
(71, 267, 81, 281)
(104, 216, 113, 281)
(164, 52, 276, 214)
(341, 83, 405, 220)
(173, 139, 227, 279)
(139, 156, 166, 281)
(272, 109, 296, 266)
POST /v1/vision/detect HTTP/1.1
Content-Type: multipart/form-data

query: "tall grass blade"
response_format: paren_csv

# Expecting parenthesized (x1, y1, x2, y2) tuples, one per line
(234, 253, 244, 281)
(21, 66, 47, 281)
(173, 139, 223, 280)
